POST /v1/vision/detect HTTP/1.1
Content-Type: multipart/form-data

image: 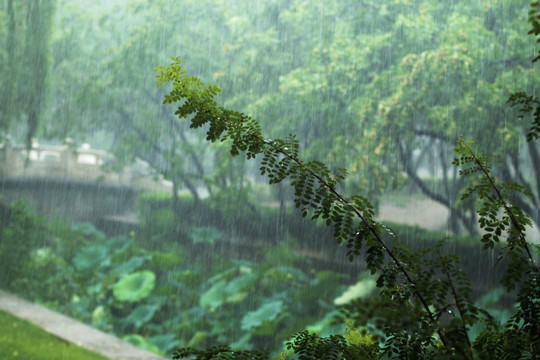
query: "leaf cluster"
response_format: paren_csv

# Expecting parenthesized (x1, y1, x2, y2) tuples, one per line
(528, 1, 540, 62)
(157, 57, 384, 271)
(453, 136, 537, 290)
(284, 326, 380, 360)
(157, 59, 498, 358)
(507, 92, 540, 142)
(158, 51, 539, 358)
(173, 345, 268, 360)
(157, 57, 265, 160)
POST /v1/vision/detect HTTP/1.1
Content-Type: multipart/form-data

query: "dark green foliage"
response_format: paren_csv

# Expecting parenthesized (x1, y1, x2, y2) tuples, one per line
(158, 60, 478, 355)
(453, 136, 538, 290)
(528, 1, 540, 62)
(173, 346, 268, 360)
(286, 331, 362, 360)
(473, 273, 540, 359)
(0, 201, 47, 288)
(506, 2, 540, 141)
(507, 92, 540, 142)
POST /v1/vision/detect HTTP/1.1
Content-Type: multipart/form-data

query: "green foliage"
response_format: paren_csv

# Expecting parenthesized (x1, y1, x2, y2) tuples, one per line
(0, 202, 348, 357)
(157, 38, 540, 357)
(112, 270, 156, 303)
(189, 226, 222, 245)
(241, 300, 284, 332)
(528, 1, 540, 62)
(2, 0, 538, 234)
(0, 201, 47, 289)
(282, 321, 380, 360)
(173, 345, 268, 360)
(453, 136, 537, 290)
(3, 2, 540, 358)
(507, 92, 540, 141)
(122, 334, 163, 355)
(121, 304, 160, 330)
(473, 273, 540, 358)
(73, 244, 111, 271)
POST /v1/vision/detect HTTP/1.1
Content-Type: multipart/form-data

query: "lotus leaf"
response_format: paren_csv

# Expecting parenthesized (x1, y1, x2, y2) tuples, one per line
(172, 269, 203, 287)
(230, 334, 252, 350)
(111, 256, 150, 276)
(187, 331, 207, 348)
(199, 272, 257, 309)
(91, 305, 108, 325)
(122, 304, 160, 329)
(148, 334, 181, 354)
(113, 270, 156, 302)
(72, 222, 106, 239)
(241, 300, 283, 331)
(226, 272, 257, 293)
(104, 235, 132, 254)
(189, 226, 222, 244)
(206, 266, 237, 283)
(334, 274, 377, 305)
(199, 280, 228, 309)
(122, 334, 162, 354)
(274, 265, 309, 283)
(151, 251, 183, 269)
(73, 244, 110, 271)
(306, 311, 343, 337)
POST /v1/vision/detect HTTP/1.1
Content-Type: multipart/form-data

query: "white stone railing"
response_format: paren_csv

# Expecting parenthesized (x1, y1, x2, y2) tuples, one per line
(0, 139, 171, 192)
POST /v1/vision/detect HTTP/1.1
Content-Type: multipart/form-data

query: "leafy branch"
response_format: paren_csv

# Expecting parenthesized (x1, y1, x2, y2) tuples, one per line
(506, 3, 540, 141)
(453, 136, 538, 290)
(155, 58, 506, 355)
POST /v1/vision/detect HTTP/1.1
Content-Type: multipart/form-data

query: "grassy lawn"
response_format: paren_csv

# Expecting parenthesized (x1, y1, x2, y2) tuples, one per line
(0, 310, 109, 360)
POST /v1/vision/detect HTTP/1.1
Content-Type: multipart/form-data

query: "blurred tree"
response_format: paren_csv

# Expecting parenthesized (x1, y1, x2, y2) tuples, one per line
(9, 0, 537, 233)
(244, 0, 539, 233)
(0, 0, 57, 150)
(360, 1, 540, 233)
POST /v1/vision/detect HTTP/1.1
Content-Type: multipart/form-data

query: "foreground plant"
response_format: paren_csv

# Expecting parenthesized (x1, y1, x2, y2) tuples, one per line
(157, 61, 540, 360)
(158, 4, 540, 358)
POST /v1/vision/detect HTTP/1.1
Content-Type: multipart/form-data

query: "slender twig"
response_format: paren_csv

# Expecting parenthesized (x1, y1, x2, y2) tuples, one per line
(438, 253, 474, 359)
(211, 110, 449, 346)
(462, 141, 539, 274)
(160, 66, 450, 345)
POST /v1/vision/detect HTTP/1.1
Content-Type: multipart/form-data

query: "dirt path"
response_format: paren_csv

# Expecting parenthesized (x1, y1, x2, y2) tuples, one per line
(0, 290, 167, 360)
(377, 196, 540, 243)
(377, 197, 450, 231)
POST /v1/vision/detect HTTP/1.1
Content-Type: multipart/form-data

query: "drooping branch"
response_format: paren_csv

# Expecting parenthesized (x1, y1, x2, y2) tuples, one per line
(227, 116, 449, 346)
(460, 140, 538, 274)
(437, 253, 474, 359)
(156, 59, 451, 346)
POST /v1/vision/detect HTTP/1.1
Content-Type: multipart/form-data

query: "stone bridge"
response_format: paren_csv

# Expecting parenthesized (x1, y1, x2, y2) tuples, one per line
(0, 139, 171, 226)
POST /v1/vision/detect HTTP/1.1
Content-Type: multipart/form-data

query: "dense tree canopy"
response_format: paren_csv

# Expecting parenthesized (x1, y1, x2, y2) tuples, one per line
(2, 0, 540, 357)
(1, 0, 538, 231)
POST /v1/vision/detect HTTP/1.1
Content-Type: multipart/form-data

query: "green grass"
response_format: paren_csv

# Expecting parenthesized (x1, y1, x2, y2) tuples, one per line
(0, 310, 109, 360)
